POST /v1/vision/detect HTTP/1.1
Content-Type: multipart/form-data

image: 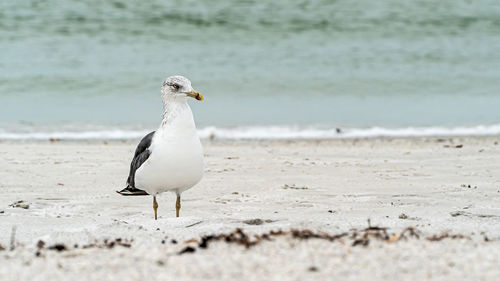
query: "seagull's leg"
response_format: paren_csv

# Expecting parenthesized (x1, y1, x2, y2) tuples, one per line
(176, 194, 181, 218)
(153, 196, 158, 220)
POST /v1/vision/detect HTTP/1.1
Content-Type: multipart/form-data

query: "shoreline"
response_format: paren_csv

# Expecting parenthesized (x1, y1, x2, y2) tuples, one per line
(1, 123, 500, 141)
(0, 134, 499, 142)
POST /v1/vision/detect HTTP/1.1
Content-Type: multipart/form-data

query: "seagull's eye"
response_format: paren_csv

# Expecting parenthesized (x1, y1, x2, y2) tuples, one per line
(172, 84, 180, 90)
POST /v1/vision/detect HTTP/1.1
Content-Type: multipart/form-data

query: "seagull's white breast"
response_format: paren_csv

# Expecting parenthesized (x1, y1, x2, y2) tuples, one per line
(135, 102, 204, 195)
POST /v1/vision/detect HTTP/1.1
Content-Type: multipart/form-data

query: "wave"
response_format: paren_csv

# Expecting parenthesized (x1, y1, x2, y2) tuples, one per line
(1, 124, 500, 141)
(198, 125, 500, 139)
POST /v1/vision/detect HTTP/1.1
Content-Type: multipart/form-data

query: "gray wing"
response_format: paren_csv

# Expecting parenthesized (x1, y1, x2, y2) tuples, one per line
(126, 131, 155, 188)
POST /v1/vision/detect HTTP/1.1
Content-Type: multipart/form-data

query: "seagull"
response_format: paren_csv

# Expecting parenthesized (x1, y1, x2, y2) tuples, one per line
(117, 75, 204, 220)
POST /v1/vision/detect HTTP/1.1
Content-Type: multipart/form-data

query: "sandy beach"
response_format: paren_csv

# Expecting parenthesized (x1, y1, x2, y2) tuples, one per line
(1, 137, 500, 280)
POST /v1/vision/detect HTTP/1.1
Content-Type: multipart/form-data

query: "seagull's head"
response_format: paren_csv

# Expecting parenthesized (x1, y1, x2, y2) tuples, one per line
(161, 76, 204, 101)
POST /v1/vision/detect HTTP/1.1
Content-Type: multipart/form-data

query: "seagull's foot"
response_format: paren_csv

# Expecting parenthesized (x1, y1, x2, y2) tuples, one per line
(153, 196, 158, 220)
(116, 186, 149, 196)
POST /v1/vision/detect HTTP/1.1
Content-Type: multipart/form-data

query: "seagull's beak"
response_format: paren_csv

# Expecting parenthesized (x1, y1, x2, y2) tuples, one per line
(186, 89, 204, 101)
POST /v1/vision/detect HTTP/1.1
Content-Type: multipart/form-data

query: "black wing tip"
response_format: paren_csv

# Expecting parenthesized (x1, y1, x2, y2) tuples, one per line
(116, 187, 149, 196)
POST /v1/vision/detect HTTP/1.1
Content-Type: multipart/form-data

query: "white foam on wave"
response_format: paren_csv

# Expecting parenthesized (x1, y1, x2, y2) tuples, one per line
(198, 124, 500, 139)
(0, 130, 147, 140)
(1, 124, 500, 140)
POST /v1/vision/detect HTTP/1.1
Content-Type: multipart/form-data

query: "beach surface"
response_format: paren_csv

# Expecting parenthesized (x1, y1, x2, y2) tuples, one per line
(1, 137, 500, 280)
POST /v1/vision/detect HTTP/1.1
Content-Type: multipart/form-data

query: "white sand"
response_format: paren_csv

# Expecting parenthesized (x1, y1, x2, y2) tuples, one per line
(1, 137, 500, 280)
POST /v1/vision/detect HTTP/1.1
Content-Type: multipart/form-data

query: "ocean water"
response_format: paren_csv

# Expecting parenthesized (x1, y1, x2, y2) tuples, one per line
(1, 0, 500, 139)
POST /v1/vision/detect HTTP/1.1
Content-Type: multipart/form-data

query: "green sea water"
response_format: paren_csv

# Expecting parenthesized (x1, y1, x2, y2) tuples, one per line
(1, 0, 500, 138)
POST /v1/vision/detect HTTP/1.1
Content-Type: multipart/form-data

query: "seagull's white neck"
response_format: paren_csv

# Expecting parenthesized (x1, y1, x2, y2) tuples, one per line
(159, 94, 196, 133)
